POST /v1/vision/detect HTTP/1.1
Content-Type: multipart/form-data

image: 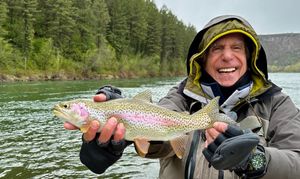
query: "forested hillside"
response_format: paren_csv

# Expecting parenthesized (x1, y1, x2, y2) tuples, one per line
(1, 1, 299, 82)
(260, 33, 300, 72)
(0, 0, 196, 81)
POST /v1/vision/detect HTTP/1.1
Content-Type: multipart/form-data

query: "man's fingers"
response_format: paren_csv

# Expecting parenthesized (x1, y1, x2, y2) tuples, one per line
(113, 123, 126, 142)
(98, 117, 118, 143)
(83, 120, 100, 142)
(206, 128, 221, 145)
(93, 93, 107, 102)
(64, 122, 78, 130)
(213, 122, 228, 133)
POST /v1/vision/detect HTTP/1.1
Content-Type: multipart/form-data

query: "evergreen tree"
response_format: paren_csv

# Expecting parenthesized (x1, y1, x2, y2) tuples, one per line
(106, 0, 129, 59)
(91, 0, 110, 48)
(23, 0, 37, 68)
(126, 0, 148, 54)
(42, 0, 76, 58)
(160, 6, 176, 64)
(5, 0, 23, 46)
(0, 1, 8, 37)
(144, 0, 162, 57)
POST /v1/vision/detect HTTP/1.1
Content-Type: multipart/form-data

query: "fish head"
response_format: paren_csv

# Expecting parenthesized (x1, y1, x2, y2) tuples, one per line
(53, 100, 91, 133)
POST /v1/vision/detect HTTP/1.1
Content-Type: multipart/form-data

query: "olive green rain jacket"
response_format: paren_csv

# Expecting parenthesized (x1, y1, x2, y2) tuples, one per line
(145, 15, 300, 179)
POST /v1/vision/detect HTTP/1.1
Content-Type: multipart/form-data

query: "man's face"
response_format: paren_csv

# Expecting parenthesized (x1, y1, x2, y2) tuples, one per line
(204, 33, 248, 87)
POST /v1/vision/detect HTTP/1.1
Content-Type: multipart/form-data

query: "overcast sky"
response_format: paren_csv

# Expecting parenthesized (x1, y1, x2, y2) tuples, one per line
(154, 0, 300, 35)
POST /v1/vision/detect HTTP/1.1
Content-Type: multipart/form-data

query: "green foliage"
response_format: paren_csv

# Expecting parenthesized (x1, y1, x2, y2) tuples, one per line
(0, 1, 8, 36)
(0, 37, 23, 73)
(31, 38, 56, 70)
(144, 0, 162, 57)
(0, 0, 197, 80)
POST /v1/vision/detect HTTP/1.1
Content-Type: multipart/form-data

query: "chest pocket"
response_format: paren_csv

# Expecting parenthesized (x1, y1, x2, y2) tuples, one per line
(239, 115, 269, 145)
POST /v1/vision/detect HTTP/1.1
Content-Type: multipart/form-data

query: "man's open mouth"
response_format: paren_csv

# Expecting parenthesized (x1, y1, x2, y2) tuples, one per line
(218, 67, 236, 73)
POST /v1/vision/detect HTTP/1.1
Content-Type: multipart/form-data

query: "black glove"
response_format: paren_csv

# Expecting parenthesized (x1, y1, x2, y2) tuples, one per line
(80, 133, 131, 174)
(202, 125, 267, 178)
(96, 85, 123, 99)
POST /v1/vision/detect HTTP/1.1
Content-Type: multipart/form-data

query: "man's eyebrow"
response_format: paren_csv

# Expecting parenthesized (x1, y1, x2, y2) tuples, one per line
(210, 42, 221, 48)
(233, 41, 245, 45)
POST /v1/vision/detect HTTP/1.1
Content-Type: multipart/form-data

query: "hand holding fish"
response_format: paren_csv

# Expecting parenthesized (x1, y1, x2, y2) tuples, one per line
(205, 121, 228, 147)
(63, 88, 126, 144)
(202, 121, 265, 175)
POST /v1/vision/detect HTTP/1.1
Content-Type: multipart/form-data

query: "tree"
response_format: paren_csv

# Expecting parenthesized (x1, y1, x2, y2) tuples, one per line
(144, 0, 162, 57)
(41, 0, 76, 58)
(71, 0, 95, 57)
(106, 0, 129, 59)
(5, 0, 37, 70)
(0, 1, 8, 37)
(91, 0, 110, 48)
(160, 6, 176, 66)
(126, 0, 148, 54)
(23, 0, 37, 69)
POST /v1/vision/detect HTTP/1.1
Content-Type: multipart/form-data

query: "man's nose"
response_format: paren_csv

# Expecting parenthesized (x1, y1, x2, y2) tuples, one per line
(222, 48, 234, 61)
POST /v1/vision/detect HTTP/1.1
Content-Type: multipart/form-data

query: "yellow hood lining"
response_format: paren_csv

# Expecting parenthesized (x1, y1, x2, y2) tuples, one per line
(189, 29, 262, 88)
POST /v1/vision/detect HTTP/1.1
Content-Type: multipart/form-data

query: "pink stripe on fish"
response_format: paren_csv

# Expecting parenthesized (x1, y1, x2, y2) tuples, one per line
(116, 112, 179, 127)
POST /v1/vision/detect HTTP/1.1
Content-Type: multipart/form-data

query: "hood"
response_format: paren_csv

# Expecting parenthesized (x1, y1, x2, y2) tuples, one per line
(184, 15, 271, 101)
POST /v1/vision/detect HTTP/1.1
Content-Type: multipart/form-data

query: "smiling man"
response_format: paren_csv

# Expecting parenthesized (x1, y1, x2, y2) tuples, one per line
(65, 15, 300, 179)
(204, 33, 247, 87)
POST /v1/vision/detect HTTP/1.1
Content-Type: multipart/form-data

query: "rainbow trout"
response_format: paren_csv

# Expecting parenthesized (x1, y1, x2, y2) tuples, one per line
(53, 90, 234, 158)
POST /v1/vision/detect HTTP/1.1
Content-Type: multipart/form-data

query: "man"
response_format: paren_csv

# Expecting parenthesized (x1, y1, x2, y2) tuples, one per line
(65, 15, 300, 178)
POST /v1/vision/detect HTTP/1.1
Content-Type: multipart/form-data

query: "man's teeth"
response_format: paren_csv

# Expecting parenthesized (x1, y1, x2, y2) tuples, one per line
(218, 68, 236, 73)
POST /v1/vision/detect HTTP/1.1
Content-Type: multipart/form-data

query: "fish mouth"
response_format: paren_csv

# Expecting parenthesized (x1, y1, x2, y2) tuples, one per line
(53, 105, 71, 121)
(52, 104, 87, 129)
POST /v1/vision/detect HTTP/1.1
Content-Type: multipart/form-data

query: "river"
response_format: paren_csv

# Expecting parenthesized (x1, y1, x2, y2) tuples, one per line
(0, 73, 299, 178)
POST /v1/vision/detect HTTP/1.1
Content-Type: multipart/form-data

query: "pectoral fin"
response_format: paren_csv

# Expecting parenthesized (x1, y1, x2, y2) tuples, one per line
(134, 138, 150, 157)
(170, 135, 188, 159)
(79, 125, 90, 133)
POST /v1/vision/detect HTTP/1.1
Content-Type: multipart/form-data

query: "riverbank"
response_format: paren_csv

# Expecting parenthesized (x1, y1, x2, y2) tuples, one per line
(0, 70, 185, 83)
(0, 72, 129, 82)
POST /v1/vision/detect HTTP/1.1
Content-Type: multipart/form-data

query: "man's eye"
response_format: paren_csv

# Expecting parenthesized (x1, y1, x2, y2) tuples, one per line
(212, 46, 222, 52)
(233, 45, 242, 51)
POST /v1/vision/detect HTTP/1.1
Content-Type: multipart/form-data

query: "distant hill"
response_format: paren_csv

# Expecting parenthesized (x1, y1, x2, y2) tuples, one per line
(259, 33, 300, 72)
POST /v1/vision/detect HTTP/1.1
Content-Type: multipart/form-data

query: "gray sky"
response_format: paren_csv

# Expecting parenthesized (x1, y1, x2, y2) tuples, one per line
(154, 0, 300, 34)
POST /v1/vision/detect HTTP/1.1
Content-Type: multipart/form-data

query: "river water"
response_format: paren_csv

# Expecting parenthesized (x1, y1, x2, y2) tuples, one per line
(0, 73, 299, 178)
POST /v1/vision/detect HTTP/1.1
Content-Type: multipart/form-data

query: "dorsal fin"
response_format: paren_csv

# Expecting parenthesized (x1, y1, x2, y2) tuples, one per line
(132, 90, 152, 102)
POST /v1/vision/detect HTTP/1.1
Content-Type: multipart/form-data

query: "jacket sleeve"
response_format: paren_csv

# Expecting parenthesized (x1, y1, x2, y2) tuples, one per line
(146, 82, 190, 158)
(263, 92, 300, 178)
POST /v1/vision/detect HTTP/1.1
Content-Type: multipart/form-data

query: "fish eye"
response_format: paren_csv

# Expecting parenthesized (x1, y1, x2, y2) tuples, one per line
(63, 104, 69, 108)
